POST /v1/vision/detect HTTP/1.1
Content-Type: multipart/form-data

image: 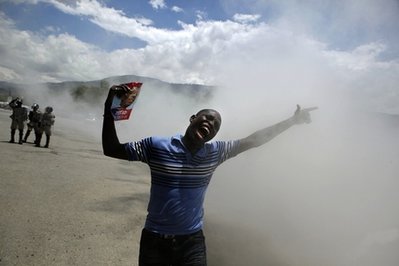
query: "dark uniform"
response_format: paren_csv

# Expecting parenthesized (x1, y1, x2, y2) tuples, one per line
(23, 103, 42, 143)
(36, 106, 55, 148)
(9, 98, 28, 144)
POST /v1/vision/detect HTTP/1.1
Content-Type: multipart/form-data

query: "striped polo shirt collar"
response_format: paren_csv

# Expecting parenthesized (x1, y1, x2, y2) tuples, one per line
(171, 134, 207, 158)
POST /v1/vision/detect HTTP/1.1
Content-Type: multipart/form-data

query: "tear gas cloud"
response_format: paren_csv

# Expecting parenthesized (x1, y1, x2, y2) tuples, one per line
(117, 34, 397, 265)
(200, 34, 399, 266)
(18, 20, 399, 266)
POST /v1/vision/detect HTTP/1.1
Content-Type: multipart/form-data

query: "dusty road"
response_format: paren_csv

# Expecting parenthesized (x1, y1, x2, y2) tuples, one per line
(0, 109, 150, 266)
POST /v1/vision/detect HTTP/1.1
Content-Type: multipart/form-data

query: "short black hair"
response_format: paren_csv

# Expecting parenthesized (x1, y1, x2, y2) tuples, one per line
(196, 109, 219, 116)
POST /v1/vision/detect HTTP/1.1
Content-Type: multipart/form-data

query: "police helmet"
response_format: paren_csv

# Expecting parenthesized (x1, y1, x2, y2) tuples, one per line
(16, 98, 23, 106)
(32, 103, 39, 110)
(45, 106, 53, 113)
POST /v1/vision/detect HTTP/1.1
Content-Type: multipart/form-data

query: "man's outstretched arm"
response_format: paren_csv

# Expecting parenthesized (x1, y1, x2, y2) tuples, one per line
(102, 87, 129, 160)
(237, 105, 317, 154)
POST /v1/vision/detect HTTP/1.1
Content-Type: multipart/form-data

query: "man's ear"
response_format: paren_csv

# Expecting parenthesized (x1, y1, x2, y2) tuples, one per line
(190, 115, 196, 122)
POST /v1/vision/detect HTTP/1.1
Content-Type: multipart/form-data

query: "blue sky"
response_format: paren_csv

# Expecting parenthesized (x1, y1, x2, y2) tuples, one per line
(1, 0, 230, 51)
(0, 0, 398, 113)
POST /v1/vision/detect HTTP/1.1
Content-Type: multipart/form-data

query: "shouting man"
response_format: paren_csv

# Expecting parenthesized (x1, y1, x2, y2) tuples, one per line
(102, 85, 317, 266)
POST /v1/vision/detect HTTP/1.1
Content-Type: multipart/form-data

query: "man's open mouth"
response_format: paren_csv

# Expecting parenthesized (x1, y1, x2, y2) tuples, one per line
(198, 125, 211, 138)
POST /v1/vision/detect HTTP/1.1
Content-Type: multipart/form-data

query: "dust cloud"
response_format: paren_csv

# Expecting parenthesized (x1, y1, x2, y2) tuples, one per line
(199, 46, 399, 265)
(14, 42, 399, 266)
(205, 101, 399, 266)
(113, 65, 399, 265)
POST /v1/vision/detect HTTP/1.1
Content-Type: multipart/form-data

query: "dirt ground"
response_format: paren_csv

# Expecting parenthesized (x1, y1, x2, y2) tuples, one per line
(0, 109, 150, 266)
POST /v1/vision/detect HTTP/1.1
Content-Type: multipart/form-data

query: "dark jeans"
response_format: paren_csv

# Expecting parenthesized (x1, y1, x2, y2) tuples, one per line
(139, 228, 207, 266)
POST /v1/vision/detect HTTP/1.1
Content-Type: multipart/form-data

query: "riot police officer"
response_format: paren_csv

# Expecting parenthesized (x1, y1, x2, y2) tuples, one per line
(36, 106, 55, 148)
(23, 103, 42, 143)
(9, 97, 28, 144)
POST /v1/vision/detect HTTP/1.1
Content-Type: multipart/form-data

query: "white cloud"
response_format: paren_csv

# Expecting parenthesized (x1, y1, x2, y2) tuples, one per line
(0, 0, 398, 114)
(232, 13, 261, 23)
(195, 10, 207, 21)
(222, 0, 399, 54)
(35, 0, 180, 44)
(148, 0, 166, 10)
(324, 42, 393, 70)
(171, 6, 183, 13)
(0, 65, 19, 80)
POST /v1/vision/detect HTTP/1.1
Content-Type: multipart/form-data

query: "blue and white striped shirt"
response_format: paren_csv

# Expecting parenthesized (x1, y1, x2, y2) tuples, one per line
(125, 135, 240, 235)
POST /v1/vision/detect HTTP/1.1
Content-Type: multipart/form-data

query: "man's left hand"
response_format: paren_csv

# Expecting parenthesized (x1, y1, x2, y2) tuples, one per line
(293, 104, 318, 124)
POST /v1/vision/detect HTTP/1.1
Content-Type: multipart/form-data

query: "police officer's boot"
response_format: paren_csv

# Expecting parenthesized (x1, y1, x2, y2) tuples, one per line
(18, 130, 23, 144)
(9, 129, 16, 143)
(34, 132, 39, 145)
(44, 135, 50, 148)
(23, 129, 31, 143)
(35, 133, 42, 147)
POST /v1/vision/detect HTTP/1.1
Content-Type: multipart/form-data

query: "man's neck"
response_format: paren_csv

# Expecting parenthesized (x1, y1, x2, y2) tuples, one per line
(181, 135, 203, 155)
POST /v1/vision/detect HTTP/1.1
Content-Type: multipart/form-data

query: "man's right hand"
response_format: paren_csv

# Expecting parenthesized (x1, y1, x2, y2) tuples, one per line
(105, 85, 135, 110)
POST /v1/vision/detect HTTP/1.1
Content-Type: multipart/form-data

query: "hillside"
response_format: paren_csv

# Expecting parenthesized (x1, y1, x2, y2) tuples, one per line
(0, 74, 215, 105)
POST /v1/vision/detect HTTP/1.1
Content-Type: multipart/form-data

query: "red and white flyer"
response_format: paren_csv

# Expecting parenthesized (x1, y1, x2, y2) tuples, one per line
(110, 82, 143, 121)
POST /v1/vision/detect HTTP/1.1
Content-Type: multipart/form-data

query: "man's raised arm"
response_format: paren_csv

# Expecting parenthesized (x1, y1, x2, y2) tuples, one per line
(237, 105, 317, 154)
(102, 87, 129, 160)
